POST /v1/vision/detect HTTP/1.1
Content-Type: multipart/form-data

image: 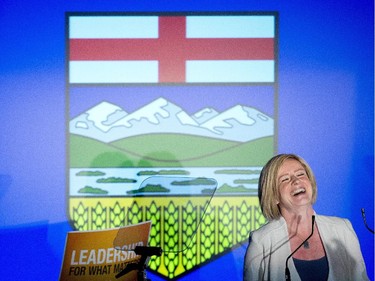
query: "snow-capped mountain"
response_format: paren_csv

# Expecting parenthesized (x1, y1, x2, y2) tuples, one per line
(70, 98, 274, 143)
(73, 101, 127, 132)
(200, 105, 273, 141)
(192, 108, 219, 124)
(110, 97, 199, 128)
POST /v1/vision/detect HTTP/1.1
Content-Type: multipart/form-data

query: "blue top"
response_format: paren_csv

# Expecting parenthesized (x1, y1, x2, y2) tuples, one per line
(293, 256, 329, 281)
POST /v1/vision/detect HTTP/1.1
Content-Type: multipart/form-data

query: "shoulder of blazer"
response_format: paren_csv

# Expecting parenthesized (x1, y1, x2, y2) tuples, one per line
(250, 218, 286, 242)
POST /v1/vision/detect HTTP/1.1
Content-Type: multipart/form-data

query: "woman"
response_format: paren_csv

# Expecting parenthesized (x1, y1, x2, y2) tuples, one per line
(243, 154, 369, 281)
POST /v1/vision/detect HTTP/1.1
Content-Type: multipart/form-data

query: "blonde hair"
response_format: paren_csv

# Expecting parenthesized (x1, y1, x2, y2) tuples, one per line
(258, 154, 317, 220)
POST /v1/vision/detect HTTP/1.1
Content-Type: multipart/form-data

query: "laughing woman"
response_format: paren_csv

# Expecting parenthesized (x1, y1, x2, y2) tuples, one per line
(243, 154, 369, 281)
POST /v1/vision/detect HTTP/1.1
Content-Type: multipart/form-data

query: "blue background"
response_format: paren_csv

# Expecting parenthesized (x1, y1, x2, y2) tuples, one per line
(0, 0, 373, 280)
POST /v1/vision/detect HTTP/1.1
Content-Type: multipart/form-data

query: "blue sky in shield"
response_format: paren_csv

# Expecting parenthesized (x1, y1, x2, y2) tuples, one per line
(69, 85, 276, 119)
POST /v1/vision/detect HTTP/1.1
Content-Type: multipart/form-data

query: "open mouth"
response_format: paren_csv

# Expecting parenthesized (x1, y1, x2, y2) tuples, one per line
(292, 187, 306, 196)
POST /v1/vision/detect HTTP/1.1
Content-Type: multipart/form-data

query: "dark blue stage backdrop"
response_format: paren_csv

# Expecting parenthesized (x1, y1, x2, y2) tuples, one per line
(0, 0, 373, 280)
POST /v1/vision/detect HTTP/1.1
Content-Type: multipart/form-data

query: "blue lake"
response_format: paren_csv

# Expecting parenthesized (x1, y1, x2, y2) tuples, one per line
(69, 167, 261, 196)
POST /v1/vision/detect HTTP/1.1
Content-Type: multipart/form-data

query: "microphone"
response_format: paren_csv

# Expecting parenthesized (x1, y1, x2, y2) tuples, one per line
(285, 215, 315, 281)
(361, 208, 374, 234)
(134, 245, 162, 256)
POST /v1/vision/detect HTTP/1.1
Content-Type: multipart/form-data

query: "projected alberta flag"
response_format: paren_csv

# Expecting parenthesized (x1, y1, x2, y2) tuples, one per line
(67, 13, 277, 279)
(69, 15, 275, 83)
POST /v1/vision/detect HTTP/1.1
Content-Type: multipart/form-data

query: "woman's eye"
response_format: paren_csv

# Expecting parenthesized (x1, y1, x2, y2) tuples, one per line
(281, 177, 290, 183)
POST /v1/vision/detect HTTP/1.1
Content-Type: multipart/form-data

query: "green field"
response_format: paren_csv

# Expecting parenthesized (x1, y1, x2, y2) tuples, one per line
(70, 134, 273, 168)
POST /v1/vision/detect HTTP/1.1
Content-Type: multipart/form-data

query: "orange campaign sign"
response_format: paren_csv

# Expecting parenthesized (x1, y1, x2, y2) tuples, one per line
(59, 221, 152, 281)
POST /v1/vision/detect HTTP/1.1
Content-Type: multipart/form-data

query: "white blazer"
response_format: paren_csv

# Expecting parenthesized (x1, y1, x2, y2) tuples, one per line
(243, 214, 369, 281)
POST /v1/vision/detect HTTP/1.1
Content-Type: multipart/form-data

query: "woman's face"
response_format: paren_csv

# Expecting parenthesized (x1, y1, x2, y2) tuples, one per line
(276, 158, 313, 213)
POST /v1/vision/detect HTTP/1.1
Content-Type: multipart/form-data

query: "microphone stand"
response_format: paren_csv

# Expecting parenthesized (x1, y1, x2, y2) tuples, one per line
(361, 208, 374, 234)
(115, 246, 162, 281)
(285, 215, 315, 281)
(112, 176, 217, 281)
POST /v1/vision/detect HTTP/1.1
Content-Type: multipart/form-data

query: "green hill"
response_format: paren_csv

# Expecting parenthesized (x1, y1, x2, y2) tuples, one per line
(69, 134, 273, 168)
